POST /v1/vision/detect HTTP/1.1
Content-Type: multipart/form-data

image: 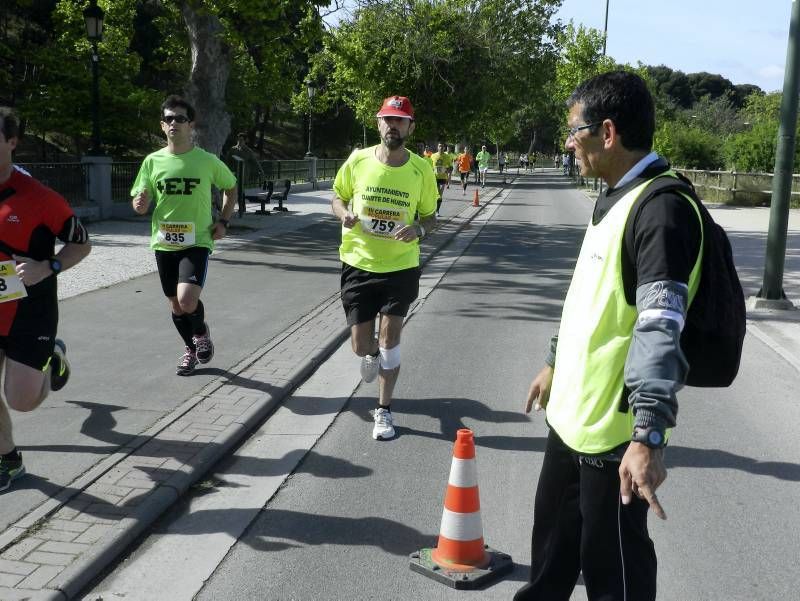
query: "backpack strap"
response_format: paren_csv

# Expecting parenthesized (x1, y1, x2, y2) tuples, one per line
(623, 172, 705, 304)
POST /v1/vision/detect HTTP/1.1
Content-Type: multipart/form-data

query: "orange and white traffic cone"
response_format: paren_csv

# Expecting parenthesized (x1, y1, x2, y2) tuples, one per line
(409, 429, 512, 589)
(472, 189, 480, 207)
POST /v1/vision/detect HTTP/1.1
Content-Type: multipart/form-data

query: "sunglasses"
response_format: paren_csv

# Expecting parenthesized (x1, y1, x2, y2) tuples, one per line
(161, 115, 190, 124)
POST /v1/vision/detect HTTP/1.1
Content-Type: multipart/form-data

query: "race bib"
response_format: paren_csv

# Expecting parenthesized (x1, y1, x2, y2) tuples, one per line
(157, 221, 196, 247)
(0, 261, 27, 304)
(360, 207, 405, 239)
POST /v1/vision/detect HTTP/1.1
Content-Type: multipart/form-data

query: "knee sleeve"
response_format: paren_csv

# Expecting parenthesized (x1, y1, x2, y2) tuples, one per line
(379, 345, 401, 370)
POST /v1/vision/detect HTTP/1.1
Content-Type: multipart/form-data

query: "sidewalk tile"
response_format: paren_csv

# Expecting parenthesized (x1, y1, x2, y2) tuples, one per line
(17, 564, 64, 589)
(39, 541, 90, 556)
(34, 529, 78, 543)
(46, 520, 91, 535)
(0, 572, 25, 587)
(1, 538, 43, 561)
(0, 558, 37, 575)
(25, 551, 73, 567)
(74, 524, 112, 544)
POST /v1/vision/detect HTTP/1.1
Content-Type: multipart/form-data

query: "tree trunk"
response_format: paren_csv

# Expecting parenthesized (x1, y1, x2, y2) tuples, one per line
(179, 1, 231, 156)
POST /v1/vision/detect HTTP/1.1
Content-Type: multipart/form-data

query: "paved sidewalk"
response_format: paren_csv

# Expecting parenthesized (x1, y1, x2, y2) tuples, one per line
(0, 179, 503, 600)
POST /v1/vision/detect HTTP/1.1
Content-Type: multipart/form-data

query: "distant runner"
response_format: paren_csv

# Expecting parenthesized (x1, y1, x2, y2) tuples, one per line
(456, 146, 473, 195)
(475, 145, 491, 188)
(430, 142, 450, 216)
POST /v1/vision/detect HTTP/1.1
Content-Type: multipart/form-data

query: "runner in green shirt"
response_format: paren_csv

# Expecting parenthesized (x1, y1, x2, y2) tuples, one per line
(331, 95, 437, 441)
(131, 95, 238, 376)
(475, 145, 491, 188)
(430, 142, 451, 216)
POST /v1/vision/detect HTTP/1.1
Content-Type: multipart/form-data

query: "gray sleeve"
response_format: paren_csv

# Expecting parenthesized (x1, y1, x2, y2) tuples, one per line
(624, 280, 690, 431)
(545, 334, 558, 367)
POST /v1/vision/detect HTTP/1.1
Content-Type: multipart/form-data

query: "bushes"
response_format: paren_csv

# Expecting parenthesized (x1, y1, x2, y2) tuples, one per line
(654, 124, 724, 169)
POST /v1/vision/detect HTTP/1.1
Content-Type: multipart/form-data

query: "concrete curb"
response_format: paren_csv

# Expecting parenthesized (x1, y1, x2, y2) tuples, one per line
(2, 180, 511, 600)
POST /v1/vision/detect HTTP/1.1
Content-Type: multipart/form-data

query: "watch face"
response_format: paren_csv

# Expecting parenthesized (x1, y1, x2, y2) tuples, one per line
(51, 259, 62, 272)
(647, 430, 664, 446)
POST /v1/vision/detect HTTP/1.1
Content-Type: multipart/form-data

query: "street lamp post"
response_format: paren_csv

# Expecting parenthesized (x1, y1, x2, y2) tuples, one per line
(83, 0, 105, 155)
(305, 79, 316, 158)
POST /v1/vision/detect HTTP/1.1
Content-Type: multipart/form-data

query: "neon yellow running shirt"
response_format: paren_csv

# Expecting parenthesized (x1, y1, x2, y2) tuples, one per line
(334, 146, 438, 273)
(430, 151, 451, 181)
(131, 146, 237, 251)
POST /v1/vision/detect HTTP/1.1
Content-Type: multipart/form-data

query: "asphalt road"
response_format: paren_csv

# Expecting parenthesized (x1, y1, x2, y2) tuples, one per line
(85, 171, 800, 601)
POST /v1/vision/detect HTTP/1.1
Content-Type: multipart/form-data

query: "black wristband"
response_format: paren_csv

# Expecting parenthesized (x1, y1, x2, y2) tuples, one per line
(218, 218, 230, 228)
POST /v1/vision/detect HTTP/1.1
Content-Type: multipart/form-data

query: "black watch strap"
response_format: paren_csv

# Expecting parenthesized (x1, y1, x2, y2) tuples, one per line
(49, 258, 62, 275)
(631, 427, 666, 449)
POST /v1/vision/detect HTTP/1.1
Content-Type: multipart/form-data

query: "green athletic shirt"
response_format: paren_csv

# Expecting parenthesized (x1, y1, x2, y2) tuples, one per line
(131, 146, 237, 252)
(430, 151, 450, 181)
(334, 146, 438, 273)
(476, 150, 491, 168)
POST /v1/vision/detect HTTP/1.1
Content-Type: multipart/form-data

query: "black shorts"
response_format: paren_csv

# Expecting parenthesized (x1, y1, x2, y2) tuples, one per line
(0, 297, 58, 370)
(340, 263, 421, 326)
(155, 247, 211, 298)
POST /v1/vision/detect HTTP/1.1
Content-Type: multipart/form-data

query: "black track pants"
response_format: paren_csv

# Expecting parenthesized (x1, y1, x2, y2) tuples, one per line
(514, 429, 657, 601)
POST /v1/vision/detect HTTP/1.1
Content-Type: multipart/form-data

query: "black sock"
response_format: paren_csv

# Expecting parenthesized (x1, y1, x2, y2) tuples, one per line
(187, 300, 206, 336)
(172, 313, 195, 350)
(377, 405, 391, 413)
(2, 449, 21, 462)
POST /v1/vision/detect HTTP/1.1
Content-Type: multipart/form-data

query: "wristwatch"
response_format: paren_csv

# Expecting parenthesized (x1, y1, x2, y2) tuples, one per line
(218, 218, 230, 228)
(631, 426, 666, 449)
(49, 257, 62, 275)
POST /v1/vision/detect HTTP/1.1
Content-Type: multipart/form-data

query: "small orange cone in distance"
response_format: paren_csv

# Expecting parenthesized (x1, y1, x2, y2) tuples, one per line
(409, 429, 512, 590)
(472, 189, 479, 207)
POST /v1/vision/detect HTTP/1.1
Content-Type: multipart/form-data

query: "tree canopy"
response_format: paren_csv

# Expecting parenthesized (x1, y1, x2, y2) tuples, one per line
(0, 0, 792, 172)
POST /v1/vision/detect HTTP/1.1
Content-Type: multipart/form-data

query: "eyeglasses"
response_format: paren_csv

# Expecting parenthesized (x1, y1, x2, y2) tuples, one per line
(565, 122, 600, 139)
(162, 115, 190, 124)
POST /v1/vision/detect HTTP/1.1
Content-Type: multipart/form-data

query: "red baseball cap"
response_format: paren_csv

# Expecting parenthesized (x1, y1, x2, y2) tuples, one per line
(376, 95, 414, 120)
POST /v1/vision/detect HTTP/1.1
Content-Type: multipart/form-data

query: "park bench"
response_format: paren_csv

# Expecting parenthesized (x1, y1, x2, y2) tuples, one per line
(242, 179, 292, 215)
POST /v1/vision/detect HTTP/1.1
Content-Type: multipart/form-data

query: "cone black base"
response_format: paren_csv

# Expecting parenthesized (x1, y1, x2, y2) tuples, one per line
(409, 545, 513, 590)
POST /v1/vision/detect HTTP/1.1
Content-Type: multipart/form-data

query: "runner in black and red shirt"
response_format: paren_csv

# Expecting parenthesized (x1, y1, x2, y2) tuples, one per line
(0, 107, 91, 493)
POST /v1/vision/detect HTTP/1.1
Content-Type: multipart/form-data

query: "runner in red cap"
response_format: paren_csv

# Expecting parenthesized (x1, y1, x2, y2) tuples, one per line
(331, 95, 438, 440)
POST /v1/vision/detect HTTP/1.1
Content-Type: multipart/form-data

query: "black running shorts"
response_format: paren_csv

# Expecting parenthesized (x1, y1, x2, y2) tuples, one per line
(155, 247, 211, 298)
(340, 263, 421, 326)
(0, 297, 58, 370)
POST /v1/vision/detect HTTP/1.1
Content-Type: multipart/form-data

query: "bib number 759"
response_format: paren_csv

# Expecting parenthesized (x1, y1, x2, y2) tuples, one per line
(371, 219, 396, 234)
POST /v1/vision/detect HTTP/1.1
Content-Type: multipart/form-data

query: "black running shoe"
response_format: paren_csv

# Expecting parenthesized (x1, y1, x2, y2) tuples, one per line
(50, 339, 70, 392)
(176, 347, 198, 376)
(0, 453, 26, 493)
(192, 323, 214, 364)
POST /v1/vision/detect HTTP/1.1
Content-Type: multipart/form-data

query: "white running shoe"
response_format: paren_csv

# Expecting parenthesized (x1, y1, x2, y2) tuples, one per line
(360, 353, 380, 383)
(372, 408, 395, 440)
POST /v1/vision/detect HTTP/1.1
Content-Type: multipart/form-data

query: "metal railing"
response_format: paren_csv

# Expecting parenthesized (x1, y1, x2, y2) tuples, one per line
(16, 162, 90, 206)
(111, 162, 141, 203)
(316, 158, 347, 181)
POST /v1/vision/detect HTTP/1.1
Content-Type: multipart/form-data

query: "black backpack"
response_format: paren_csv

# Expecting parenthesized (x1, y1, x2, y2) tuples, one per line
(635, 173, 746, 387)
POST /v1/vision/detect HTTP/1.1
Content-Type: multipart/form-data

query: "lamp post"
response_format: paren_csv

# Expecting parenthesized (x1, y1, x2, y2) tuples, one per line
(83, 0, 105, 155)
(603, 0, 609, 55)
(305, 79, 316, 158)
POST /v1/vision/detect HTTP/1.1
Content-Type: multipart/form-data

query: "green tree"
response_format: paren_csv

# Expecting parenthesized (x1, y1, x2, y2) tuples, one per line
(313, 0, 560, 151)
